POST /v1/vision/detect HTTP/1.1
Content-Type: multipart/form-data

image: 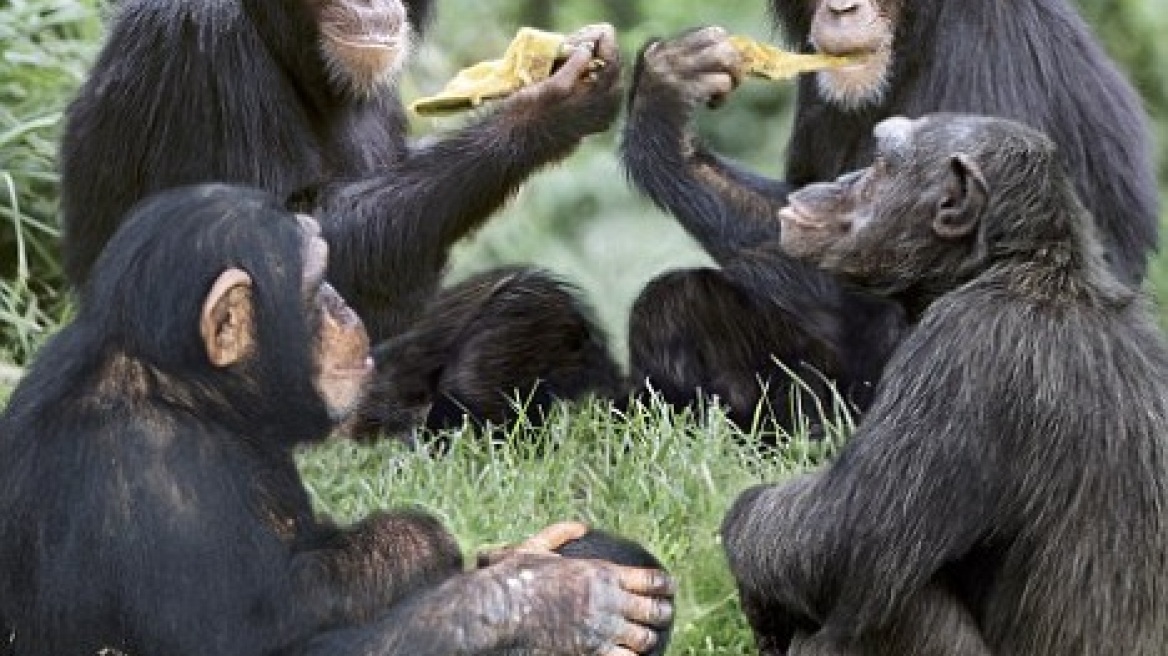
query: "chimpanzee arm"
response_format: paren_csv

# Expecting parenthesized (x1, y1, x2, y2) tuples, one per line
(291, 510, 466, 627)
(302, 554, 676, 655)
(319, 27, 622, 336)
(722, 301, 1011, 643)
(622, 29, 793, 260)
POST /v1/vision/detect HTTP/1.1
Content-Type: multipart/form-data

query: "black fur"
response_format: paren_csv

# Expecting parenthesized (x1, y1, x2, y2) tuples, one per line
(620, 0, 1157, 436)
(0, 184, 672, 656)
(721, 114, 1168, 655)
(352, 268, 625, 436)
(60, 0, 622, 437)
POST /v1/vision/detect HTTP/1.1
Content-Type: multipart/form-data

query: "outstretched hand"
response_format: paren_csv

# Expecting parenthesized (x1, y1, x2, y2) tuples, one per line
(506, 23, 624, 138)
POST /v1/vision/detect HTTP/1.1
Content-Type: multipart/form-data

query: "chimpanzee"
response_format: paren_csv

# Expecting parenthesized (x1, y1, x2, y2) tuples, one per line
(0, 185, 674, 656)
(620, 0, 1158, 433)
(720, 114, 1168, 655)
(59, 1, 625, 436)
(350, 267, 625, 437)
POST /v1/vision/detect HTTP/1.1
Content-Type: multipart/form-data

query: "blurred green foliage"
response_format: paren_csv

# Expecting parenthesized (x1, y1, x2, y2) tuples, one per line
(0, 0, 1166, 365)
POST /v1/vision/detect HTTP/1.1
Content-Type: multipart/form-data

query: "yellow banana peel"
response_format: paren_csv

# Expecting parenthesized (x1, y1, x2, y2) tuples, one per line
(411, 28, 569, 116)
(729, 35, 858, 81)
(410, 31, 858, 117)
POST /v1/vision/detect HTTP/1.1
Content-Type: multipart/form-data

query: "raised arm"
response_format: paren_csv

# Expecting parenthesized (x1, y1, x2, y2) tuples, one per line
(621, 27, 793, 260)
(319, 25, 622, 335)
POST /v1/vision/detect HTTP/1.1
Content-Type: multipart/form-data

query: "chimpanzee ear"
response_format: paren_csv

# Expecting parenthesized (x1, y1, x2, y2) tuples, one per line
(933, 153, 989, 240)
(201, 268, 256, 368)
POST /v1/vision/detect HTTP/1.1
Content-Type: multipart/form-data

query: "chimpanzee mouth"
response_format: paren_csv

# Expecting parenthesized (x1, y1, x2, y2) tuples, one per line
(325, 356, 375, 378)
(779, 203, 827, 231)
(813, 46, 892, 110)
(329, 35, 401, 51)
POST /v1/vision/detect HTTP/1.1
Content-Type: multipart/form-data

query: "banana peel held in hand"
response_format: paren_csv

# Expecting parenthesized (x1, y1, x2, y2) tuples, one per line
(410, 31, 858, 117)
(411, 28, 580, 116)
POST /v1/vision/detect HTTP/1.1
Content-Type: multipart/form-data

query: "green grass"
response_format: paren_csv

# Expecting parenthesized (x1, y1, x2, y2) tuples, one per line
(299, 397, 842, 654)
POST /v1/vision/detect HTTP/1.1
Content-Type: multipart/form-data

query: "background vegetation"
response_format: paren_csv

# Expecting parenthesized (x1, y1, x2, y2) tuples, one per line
(1, 0, 1166, 652)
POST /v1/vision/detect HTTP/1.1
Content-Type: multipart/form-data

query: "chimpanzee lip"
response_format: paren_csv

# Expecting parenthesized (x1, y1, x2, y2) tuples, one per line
(325, 356, 375, 379)
(322, 25, 402, 50)
(329, 36, 398, 51)
(780, 202, 827, 230)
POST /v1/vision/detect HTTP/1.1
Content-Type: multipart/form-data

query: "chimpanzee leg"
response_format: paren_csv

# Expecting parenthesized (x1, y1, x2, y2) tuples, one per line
(723, 477, 990, 656)
(352, 268, 623, 438)
(788, 583, 990, 656)
(628, 268, 835, 434)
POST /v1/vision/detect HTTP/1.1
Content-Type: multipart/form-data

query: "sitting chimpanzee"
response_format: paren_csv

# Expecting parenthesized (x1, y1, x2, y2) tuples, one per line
(0, 185, 674, 656)
(59, 0, 625, 436)
(721, 114, 1168, 655)
(620, 0, 1157, 435)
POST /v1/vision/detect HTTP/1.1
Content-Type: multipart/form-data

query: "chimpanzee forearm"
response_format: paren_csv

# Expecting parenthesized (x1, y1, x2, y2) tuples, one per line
(292, 510, 465, 628)
(622, 107, 788, 261)
(622, 48, 791, 262)
(302, 554, 671, 656)
(317, 111, 587, 335)
(319, 29, 621, 341)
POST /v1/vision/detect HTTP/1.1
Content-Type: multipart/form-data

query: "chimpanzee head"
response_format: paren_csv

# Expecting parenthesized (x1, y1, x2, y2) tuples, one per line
(770, 0, 902, 109)
(779, 114, 1070, 297)
(244, 0, 434, 99)
(82, 184, 372, 443)
(311, 0, 435, 94)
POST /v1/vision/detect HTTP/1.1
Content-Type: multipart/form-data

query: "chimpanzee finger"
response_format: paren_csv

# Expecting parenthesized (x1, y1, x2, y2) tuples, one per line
(612, 620, 661, 654)
(564, 23, 614, 55)
(519, 521, 590, 552)
(614, 565, 678, 597)
(673, 25, 731, 54)
(619, 591, 674, 628)
(549, 45, 595, 86)
(589, 23, 620, 69)
(697, 72, 736, 106)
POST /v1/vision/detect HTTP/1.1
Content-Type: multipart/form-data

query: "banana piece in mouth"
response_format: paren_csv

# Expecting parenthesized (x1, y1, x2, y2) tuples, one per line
(729, 35, 859, 81)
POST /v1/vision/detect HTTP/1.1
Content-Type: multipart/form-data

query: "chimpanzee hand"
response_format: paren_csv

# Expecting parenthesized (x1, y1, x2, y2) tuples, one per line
(631, 26, 744, 115)
(504, 23, 623, 139)
(477, 521, 590, 568)
(481, 553, 676, 655)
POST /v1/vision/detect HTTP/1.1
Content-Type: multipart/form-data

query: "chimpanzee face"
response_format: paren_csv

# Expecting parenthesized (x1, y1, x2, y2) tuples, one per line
(779, 115, 989, 290)
(312, 0, 412, 96)
(297, 215, 373, 420)
(783, 0, 901, 110)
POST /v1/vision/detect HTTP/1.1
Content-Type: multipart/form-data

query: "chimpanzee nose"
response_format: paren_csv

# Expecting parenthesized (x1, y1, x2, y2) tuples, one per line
(827, 0, 861, 15)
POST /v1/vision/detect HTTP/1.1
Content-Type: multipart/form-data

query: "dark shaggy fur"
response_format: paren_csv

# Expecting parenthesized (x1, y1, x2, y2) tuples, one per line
(721, 114, 1168, 656)
(0, 185, 672, 656)
(620, 0, 1157, 436)
(60, 0, 623, 436)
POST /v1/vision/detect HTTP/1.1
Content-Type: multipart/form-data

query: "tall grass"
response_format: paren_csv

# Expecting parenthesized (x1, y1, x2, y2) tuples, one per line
(0, 0, 103, 362)
(300, 397, 842, 654)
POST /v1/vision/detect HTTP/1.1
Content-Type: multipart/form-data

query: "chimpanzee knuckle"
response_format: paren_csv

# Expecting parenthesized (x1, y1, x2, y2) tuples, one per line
(681, 25, 728, 50)
(712, 41, 745, 70)
(645, 596, 674, 627)
(691, 72, 733, 100)
(621, 591, 673, 627)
